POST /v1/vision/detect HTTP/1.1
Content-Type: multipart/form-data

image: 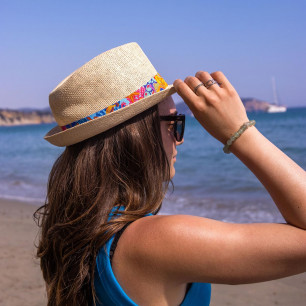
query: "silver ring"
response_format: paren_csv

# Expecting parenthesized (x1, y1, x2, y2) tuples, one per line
(204, 79, 218, 89)
(194, 83, 204, 95)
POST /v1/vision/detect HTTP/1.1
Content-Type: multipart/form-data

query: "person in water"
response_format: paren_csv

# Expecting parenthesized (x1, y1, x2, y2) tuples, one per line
(35, 42, 306, 306)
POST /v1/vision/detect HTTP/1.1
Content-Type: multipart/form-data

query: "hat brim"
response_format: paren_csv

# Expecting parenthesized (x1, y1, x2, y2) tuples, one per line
(44, 84, 176, 147)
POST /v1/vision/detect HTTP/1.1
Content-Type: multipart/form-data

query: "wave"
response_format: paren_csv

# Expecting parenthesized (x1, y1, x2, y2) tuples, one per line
(0, 193, 44, 205)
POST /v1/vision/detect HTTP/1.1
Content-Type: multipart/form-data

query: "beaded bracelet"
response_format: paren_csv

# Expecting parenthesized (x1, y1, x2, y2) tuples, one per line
(223, 120, 256, 154)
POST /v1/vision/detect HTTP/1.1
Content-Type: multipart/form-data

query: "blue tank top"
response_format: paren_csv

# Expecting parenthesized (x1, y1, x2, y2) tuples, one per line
(94, 209, 211, 305)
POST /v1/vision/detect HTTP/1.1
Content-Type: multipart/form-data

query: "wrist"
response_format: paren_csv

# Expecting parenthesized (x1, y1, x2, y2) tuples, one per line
(229, 126, 261, 156)
(223, 120, 256, 154)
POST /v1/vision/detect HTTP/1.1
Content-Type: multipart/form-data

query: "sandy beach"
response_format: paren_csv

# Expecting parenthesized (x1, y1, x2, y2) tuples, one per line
(0, 198, 305, 306)
(0, 198, 47, 306)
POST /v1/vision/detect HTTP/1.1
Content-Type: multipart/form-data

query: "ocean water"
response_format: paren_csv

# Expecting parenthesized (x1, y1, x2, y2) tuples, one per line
(0, 107, 305, 223)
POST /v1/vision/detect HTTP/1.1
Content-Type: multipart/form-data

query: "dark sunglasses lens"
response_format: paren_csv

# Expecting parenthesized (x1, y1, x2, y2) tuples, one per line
(175, 120, 183, 141)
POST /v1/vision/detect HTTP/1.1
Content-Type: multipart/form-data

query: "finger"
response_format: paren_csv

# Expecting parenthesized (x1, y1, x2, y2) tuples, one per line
(173, 79, 198, 103)
(210, 71, 236, 93)
(184, 76, 208, 97)
(195, 71, 221, 92)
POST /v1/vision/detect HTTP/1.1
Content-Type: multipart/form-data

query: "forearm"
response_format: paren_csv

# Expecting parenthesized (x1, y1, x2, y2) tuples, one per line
(173, 71, 306, 229)
(230, 126, 306, 229)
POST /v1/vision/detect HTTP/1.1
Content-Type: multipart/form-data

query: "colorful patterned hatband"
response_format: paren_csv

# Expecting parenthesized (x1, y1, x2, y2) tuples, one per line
(61, 73, 168, 131)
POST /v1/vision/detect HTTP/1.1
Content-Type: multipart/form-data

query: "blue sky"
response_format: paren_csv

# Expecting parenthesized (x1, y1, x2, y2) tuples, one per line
(1, 0, 306, 109)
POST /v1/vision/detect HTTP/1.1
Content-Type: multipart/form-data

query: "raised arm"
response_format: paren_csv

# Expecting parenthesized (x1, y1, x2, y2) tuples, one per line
(173, 71, 306, 229)
(115, 72, 306, 291)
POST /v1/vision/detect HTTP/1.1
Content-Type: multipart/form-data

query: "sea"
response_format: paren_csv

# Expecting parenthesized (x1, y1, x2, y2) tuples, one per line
(0, 107, 305, 223)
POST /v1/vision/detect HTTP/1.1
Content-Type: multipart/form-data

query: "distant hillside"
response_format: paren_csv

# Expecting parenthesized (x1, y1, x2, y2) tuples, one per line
(0, 97, 276, 126)
(0, 108, 55, 126)
(240, 98, 271, 112)
(176, 97, 272, 115)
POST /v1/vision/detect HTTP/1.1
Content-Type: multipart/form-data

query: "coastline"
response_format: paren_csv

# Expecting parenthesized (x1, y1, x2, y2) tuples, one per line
(1, 198, 305, 305)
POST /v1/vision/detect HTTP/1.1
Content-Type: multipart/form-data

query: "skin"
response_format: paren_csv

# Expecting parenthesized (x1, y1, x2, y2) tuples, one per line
(158, 96, 184, 178)
(112, 71, 306, 306)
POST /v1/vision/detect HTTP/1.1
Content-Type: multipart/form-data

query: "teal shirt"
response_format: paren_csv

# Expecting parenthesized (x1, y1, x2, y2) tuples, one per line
(94, 209, 211, 305)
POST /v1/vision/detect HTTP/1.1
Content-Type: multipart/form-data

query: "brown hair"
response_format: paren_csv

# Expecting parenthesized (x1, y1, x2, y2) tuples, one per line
(34, 104, 171, 305)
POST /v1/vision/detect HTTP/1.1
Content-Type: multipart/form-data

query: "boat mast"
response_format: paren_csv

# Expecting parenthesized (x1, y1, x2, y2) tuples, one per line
(271, 76, 278, 106)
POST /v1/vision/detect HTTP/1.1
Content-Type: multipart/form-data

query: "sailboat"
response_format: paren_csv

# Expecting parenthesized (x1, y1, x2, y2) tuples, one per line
(267, 77, 287, 113)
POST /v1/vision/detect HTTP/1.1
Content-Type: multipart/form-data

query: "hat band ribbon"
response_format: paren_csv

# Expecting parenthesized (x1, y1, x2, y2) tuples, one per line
(61, 73, 168, 131)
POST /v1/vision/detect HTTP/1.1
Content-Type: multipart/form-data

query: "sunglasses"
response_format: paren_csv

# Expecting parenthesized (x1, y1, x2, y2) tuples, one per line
(160, 113, 185, 142)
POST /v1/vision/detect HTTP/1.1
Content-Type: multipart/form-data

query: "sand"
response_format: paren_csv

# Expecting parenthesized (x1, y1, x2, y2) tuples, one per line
(0, 198, 47, 306)
(0, 198, 305, 306)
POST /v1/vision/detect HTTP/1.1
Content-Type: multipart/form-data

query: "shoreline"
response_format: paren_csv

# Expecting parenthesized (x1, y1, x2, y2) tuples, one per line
(1, 198, 305, 305)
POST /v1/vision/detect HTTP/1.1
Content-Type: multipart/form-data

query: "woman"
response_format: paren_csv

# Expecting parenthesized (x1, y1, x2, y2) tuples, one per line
(35, 42, 306, 306)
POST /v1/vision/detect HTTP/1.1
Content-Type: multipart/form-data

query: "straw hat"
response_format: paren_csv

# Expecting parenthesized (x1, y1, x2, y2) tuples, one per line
(44, 42, 176, 147)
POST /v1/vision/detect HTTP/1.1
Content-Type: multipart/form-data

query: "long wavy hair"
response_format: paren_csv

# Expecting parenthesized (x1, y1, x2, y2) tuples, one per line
(34, 104, 171, 305)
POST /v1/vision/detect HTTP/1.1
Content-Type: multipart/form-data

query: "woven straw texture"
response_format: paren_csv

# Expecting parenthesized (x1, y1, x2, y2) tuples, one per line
(45, 42, 176, 147)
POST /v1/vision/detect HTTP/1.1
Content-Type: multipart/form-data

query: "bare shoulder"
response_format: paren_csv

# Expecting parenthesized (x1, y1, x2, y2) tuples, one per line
(122, 214, 306, 285)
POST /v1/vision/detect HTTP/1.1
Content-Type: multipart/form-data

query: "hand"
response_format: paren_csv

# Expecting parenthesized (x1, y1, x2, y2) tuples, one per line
(173, 71, 249, 144)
